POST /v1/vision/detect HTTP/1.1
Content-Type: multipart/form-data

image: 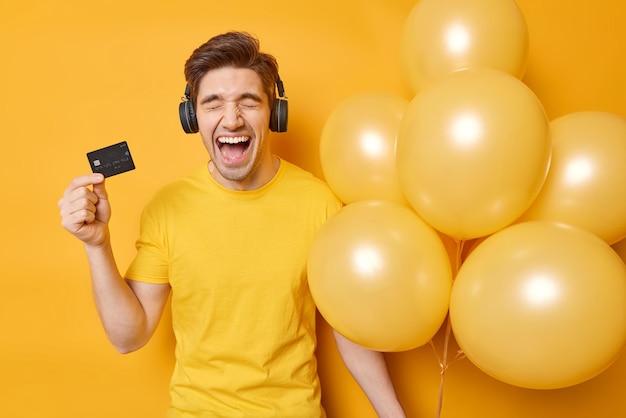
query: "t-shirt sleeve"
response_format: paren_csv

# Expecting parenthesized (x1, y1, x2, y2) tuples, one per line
(125, 202, 170, 284)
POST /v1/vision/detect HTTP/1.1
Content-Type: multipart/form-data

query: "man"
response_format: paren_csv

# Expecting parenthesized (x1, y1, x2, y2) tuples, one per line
(58, 31, 405, 417)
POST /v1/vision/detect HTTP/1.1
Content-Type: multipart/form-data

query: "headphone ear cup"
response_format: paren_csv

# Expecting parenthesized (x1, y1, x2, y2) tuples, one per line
(270, 98, 288, 133)
(179, 100, 198, 134)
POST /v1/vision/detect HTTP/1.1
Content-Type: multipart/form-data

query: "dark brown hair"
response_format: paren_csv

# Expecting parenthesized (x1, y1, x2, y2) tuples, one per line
(184, 31, 279, 109)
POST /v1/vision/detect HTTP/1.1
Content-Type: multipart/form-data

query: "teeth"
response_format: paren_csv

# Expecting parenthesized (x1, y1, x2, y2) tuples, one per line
(218, 136, 249, 144)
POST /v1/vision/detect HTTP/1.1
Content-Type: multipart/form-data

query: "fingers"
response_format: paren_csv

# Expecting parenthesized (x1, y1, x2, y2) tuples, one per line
(58, 173, 105, 227)
(59, 175, 95, 209)
(92, 180, 108, 201)
(59, 191, 97, 219)
(61, 173, 105, 198)
(58, 173, 113, 246)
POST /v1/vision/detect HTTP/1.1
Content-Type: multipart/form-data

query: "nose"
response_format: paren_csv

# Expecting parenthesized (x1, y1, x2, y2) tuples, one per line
(221, 103, 244, 130)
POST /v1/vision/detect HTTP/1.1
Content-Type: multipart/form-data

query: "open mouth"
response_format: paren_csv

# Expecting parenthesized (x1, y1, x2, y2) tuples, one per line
(217, 136, 251, 161)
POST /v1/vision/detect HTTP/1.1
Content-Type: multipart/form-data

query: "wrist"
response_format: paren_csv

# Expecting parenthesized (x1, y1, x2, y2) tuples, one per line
(84, 234, 112, 255)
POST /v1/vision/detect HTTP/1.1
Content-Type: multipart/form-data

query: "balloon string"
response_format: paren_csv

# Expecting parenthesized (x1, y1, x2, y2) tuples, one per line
(435, 315, 452, 418)
(433, 238, 465, 418)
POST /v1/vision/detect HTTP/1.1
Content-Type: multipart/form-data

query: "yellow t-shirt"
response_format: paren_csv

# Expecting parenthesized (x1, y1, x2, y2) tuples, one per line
(126, 159, 342, 418)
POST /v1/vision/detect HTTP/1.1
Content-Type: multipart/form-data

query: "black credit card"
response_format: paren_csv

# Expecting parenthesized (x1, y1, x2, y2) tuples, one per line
(86, 141, 135, 178)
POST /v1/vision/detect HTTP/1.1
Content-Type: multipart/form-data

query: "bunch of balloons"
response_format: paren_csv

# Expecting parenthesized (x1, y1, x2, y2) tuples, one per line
(308, 0, 626, 390)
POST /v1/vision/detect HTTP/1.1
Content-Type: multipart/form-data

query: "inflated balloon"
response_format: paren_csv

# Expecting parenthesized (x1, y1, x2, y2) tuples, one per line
(396, 68, 551, 240)
(450, 221, 626, 389)
(401, 0, 529, 93)
(518, 111, 626, 244)
(308, 200, 452, 351)
(320, 92, 410, 206)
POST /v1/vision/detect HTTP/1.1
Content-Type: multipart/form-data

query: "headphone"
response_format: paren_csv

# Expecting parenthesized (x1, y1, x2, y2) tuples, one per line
(179, 76, 288, 134)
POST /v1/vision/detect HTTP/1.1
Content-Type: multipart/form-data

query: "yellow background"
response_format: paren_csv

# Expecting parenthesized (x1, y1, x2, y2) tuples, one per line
(1, 0, 625, 417)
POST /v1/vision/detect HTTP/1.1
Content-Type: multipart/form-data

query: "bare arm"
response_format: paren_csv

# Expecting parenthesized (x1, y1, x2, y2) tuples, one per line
(59, 174, 170, 353)
(84, 242, 170, 353)
(333, 330, 406, 418)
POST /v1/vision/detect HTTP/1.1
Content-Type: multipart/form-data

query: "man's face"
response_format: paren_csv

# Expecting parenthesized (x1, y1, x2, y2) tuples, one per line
(195, 66, 274, 190)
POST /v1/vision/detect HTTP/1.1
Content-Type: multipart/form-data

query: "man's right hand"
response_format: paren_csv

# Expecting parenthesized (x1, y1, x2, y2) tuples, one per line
(58, 173, 111, 247)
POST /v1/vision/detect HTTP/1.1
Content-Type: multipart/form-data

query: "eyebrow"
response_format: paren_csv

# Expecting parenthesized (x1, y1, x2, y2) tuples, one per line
(198, 92, 263, 106)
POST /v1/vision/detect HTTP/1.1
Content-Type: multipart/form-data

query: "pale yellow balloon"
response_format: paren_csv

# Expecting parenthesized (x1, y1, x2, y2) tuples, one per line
(518, 111, 626, 244)
(396, 68, 551, 240)
(401, 0, 529, 93)
(320, 92, 410, 206)
(450, 221, 626, 389)
(307, 200, 452, 351)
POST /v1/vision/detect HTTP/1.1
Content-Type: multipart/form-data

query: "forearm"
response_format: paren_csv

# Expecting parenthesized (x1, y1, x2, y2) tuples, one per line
(334, 330, 406, 418)
(85, 241, 150, 353)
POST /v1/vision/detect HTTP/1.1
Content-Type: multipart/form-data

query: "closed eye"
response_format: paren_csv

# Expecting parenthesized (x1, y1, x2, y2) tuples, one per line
(199, 94, 224, 111)
(239, 93, 262, 109)
(198, 93, 263, 111)
(240, 102, 259, 109)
